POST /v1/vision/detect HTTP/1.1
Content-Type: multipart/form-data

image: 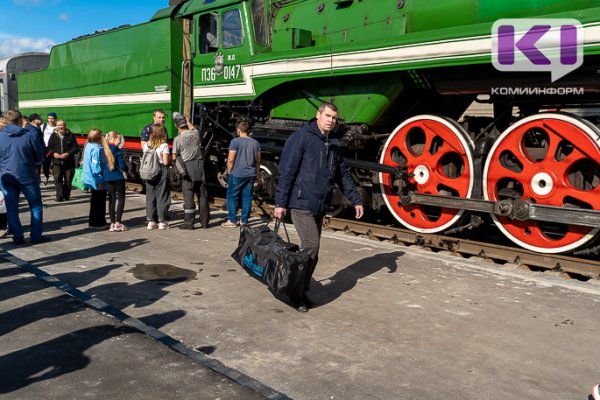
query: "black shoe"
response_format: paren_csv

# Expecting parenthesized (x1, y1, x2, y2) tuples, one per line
(13, 238, 25, 245)
(290, 296, 308, 312)
(303, 295, 314, 309)
(31, 236, 52, 244)
(296, 303, 308, 313)
(56, 197, 64, 202)
(178, 224, 194, 230)
(63, 197, 70, 201)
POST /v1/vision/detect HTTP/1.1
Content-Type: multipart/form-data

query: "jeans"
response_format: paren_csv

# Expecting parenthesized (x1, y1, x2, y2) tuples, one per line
(1, 176, 43, 241)
(226, 175, 254, 224)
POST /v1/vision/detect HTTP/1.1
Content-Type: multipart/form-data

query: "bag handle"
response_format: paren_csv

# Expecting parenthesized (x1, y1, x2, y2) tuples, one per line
(267, 218, 292, 251)
(267, 218, 291, 242)
(275, 218, 292, 243)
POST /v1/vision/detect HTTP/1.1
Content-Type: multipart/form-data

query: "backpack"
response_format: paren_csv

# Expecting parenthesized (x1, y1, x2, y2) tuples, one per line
(139, 148, 161, 181)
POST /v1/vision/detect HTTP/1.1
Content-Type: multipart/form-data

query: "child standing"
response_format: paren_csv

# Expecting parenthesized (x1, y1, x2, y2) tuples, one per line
(105, 131, 128, 232)
(82, 129, 115, 229)
(223, 121, 261, 227)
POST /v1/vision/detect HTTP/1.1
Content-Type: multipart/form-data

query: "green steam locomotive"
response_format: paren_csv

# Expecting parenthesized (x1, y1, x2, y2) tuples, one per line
(16, 0, 600, 253)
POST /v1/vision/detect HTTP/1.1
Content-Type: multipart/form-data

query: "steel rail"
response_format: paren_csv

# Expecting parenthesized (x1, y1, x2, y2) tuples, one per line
(323, 217, 600, 280)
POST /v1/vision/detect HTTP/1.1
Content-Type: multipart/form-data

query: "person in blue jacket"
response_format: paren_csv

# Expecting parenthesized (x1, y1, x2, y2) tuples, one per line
(274, 102, 364, 312)
(0, 109, 49, 245)
(82, 128, 115, 229)
(105, 131, 128, 232)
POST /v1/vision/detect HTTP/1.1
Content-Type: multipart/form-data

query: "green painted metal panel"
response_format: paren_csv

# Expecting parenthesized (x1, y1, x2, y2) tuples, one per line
(268, 73, 405, 123)
(179, 0, 243, 16)
(21, 20, 174, 99)
(19, 18, 184, 138)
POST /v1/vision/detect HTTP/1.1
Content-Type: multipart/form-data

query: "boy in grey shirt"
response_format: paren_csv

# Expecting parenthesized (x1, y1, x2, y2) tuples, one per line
(222, 121, 260, 227)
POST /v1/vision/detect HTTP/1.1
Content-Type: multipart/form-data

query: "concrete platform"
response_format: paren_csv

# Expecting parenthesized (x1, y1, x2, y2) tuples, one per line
(1, 184, 600, 399)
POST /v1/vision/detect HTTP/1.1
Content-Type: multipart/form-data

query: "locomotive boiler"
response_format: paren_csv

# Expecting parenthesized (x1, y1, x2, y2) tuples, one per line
(15, 0, 600, 253)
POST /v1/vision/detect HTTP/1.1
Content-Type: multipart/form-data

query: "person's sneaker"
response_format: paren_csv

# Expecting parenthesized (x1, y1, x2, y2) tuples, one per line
(221, 221, 238, 228)
(0, 229, 7, 238)
(158, 222, 169, 230)
(117, 223, 128, 232)
(13, 238, 25, 245)
(31, 236, 52, 244)
(147, 221, 158, 230)
(592, 384, 600, 400)
(109, 223, 116, 232)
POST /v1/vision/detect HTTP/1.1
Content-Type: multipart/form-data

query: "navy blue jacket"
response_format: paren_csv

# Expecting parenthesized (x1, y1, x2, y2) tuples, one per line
(0, 124, 45, 185)
(104, 144, 127, 182)
(275, 121, 361, 216)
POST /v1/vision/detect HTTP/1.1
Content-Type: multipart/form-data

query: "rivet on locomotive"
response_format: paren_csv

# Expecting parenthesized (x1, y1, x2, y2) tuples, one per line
(15, 0, 600, 254)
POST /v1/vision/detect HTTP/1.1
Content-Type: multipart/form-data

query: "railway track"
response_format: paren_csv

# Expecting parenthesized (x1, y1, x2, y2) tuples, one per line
(322, 217, 600, 281)
(126, 182, 600, 282)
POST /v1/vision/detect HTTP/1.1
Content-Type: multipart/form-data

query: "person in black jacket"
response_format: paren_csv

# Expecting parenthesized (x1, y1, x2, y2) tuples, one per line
(47, 120, 79, 202)
(274, 102, 364, 312)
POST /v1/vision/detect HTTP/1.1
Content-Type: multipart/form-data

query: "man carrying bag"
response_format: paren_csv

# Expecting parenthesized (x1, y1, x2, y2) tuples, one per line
(274, 102, 364, 312)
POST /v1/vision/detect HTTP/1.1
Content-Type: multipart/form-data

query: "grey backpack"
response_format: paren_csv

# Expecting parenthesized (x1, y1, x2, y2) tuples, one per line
(139, 148, 161, 181)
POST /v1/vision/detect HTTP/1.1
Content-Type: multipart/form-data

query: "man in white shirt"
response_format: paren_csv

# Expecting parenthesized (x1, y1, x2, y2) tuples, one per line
(40, 112, 57, 186)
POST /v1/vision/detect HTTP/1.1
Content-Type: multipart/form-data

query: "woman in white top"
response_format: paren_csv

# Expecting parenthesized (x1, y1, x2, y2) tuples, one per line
(144, 125, 171, 230)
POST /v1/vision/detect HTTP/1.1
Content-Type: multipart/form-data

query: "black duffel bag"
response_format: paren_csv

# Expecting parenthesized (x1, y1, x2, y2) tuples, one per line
(231, 219, 310, 299)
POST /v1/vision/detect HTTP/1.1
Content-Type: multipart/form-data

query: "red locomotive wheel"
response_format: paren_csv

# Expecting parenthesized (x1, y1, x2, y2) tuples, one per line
(483, 113, 600, 253)
(379, 115, 475, 233)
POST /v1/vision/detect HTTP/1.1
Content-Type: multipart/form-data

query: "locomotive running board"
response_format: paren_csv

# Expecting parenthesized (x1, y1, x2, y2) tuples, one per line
(402, 193, 600, 228)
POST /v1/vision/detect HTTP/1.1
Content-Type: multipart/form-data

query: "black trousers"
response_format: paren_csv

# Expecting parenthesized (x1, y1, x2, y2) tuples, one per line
(182, 178, 210, 227)
(89, 189, 107, 227)
(106, 179, 125, 223)
(42, 156, 51, 179)
(51, 164, 74, 200)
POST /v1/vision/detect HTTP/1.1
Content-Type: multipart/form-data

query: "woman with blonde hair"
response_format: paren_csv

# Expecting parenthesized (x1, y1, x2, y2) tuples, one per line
(144, 124, 171, 229)
(82, 128, 115, 229)
(105, 131, 128, 231)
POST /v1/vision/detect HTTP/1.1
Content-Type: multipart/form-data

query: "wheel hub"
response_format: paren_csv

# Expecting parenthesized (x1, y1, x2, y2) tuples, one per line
(530, 171, 554, 197)
(413, 165, 430, 185)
